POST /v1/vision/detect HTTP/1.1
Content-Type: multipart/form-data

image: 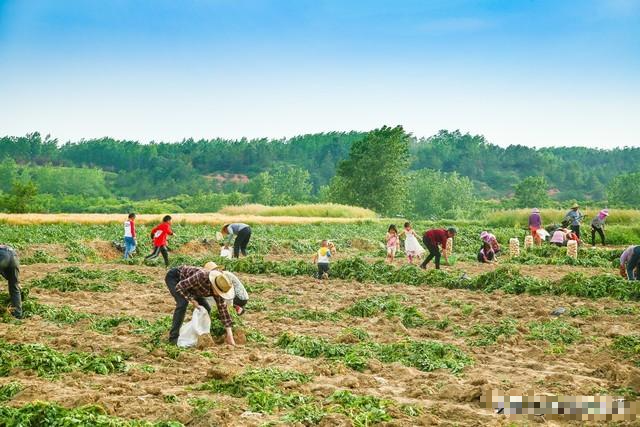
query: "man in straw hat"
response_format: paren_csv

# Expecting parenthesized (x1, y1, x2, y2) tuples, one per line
(165, 264, 236, 346)
(564, 203, 584, 239)
(203, 262, 249, 315)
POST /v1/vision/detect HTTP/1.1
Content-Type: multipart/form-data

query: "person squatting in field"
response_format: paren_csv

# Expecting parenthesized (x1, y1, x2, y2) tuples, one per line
(480, 231, 501, 255)
(123, 213, 137, 259)
(221, 223, 252, 258)
(590, 209, 609, 247)
(313, 240, 332, 280)
(0, 245, 21, 319)
(421, 227, 457, 270)
(204, 262, 249, 315)
(620, 245, 640, 281)
(401, 222, 424, 264)
(385, 224, 400, 263)
(165, 264, 236, 346)
(477, 241, 496, 263)
(145, 215, 173, 267)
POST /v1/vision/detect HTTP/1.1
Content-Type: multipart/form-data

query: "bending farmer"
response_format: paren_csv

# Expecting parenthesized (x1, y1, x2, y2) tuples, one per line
(221, 223, 252, 258)
(620, 245, 640, 281)
(420, 227, 457, 270)
(0, 245, 21, 319)
(165, 265, 236, 345)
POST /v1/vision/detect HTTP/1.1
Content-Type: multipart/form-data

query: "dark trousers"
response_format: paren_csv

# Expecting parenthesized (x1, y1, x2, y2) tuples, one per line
(420, 237, 441, 269)
(146, 245, 169, 266)
(591, 226, 605, 246)
(570, 225, 580, 239)
(233, 227, 252, 258)
(627, 246, 640, 281)
(317, 263, 330, 279)
(165, 268, 211, 343)
(0, 247, 21, 318)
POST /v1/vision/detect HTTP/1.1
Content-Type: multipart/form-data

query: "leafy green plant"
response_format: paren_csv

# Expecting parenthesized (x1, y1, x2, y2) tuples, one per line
(612, 335, 640, 366)
(0, 382, 22, 403)
(0, 401, 182, 426)
(187, 397, 217, 417)
(269, 308, 342, 322)
(466, 319, 518, 346)
(345, 295, 427, 328)
(568, 306, 598, 317)
(197, 368, 311, 397)
(526, 320, 582, 344)
(0, 339, 128, 378)
(327, 390, 392, 427)
(276, 333, 472, 374)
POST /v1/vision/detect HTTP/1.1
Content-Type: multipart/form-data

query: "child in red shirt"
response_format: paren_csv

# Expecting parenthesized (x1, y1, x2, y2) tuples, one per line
(145, 215, 173, 267)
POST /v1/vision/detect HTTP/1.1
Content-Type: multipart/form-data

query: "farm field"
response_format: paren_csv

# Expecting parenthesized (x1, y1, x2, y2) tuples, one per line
(1, 219, 640, 426)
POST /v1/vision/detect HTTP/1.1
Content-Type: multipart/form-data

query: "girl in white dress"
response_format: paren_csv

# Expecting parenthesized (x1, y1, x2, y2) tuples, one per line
(402, 222, 425, 264)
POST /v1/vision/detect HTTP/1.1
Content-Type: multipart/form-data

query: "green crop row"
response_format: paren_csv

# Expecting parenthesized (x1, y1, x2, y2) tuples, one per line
(0, 339, 127, 378)
(29, 267, 149, 292)
(276, 332, 472, 374)
(0, 401, 181, 427)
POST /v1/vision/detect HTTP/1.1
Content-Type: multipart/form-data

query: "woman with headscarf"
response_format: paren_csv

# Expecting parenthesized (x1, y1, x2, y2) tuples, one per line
(528, 208, 543, 246)
(590, 209, 609, 247)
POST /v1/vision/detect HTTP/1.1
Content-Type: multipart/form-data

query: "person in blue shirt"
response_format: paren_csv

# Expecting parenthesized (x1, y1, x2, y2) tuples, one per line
(564, 203, 584, 239)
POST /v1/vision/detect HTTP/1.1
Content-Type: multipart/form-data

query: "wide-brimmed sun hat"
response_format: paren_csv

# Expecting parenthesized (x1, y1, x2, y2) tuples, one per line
(208, 270, 235, 300)
(600, 209, 609, 216)
(204, 261, 224, 271)
(480, 231, 489, 239)
(532, 208, 540, 213)
(571, 203, 579, 209)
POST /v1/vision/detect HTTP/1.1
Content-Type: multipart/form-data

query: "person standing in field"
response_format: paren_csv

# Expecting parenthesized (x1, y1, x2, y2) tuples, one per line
(401, 222, 425, 264)
(564, 203, 584, 238)
(145, 215, 173, 267)
(620, 245, 640, 281)
(590, 209, 609, 247)
(528, 208, 543, 246)
(480, 231, 501, 255)
(312, 240, 332, 280)
(420, 227, 457, 270)
(123, 213, 137, 260)
(165, 264, 236, 346)
(221, 223, 252, 258)
(0, 245, 21, 319)
(385, 224, 400, 263)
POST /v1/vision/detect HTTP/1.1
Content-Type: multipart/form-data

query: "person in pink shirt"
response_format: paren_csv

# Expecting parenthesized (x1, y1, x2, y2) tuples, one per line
(385, 224, 400, 263)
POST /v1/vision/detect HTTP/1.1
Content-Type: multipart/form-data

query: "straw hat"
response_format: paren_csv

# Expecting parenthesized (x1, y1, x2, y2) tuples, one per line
(571, 203, 579, 209)
(208, 270, 235, 300)
(203, 261, 224, 271)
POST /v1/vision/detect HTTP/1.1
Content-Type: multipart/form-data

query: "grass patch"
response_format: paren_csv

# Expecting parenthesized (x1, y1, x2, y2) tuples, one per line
(345, 295, 427, 328)
(612, 335, 640, 366)
(188, 397, 217, 417)
(0, 382, 22, 403)
(269, 308, 342, 322)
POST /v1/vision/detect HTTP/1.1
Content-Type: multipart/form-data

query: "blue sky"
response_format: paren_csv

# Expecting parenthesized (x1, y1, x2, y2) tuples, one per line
(0, 0, 639, 147)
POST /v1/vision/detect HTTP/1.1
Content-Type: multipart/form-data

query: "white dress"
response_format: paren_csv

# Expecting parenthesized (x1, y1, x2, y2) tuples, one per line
(404, 230, 425, 257)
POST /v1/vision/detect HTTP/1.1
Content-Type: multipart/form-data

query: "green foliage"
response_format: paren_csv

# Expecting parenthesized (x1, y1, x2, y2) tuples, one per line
(91, 315, 151, 334)
(2, 179, 38, 213)
(0, 339, 127, 378)
(270, 308, 342, 322)
(0, 401, 182, 426)
(345, 295, 427, 328)
(327, 390, 392, 427)
(187, 398, 217, 417)
(246, 165, 313, 205)
(276, 333, 472, 374)
(0, 382, 22, 403)
(30, 267, 149, 293)
(611, 335, 640, 366)
(197, 368, 311, 398)
(608, 172, 640, 207)
(466, 319, 518, 346)
(329, 125, 410, 215)
(407, 169, 475, 219)
(526, 320, 582, 344)
(514, 176, 550, 208)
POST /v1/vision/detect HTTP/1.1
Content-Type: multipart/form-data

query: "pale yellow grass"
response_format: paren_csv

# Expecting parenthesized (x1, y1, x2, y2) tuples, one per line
(0, 213, 375, 225)
(218, 203, 377, 218)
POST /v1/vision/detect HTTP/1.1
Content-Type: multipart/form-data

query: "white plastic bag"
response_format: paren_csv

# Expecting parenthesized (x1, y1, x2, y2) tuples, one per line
(177, 306, 211, 348)
(220, 247, 232, 259)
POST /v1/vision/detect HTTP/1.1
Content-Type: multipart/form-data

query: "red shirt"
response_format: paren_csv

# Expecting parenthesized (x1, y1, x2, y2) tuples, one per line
(151, 222, 173, 247)
(424, 229, 449, 249)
